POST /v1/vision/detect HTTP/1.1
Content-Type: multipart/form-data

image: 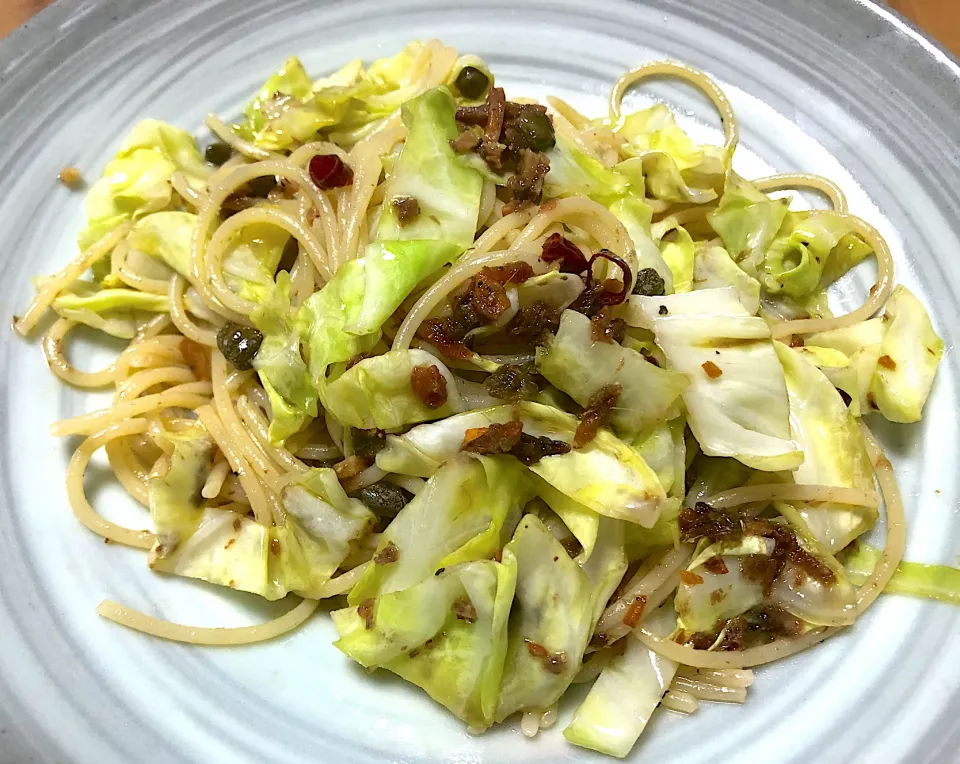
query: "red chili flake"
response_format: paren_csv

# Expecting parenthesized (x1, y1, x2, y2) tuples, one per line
(269, 538, 281, 556)
(679, 570, 705, 586)
(622, 595, 647, 628)
(878, 354, 897, 370)
(451, 596, 478, 623)
(224, 538, 236, 551)
(540, 233, 589, 274)
(373, 541, 400, 565)
(308, 154, 354, 189)
(411, 364, 448, 409)
(702, 360, 723, 379)
(703, 556, 729, 575)
(525, 639, 549, 658)
(357, 599, 375, 630)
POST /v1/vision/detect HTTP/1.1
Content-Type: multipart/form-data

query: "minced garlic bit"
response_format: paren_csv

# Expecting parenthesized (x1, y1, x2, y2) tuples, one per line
(57, 167, 84, 190)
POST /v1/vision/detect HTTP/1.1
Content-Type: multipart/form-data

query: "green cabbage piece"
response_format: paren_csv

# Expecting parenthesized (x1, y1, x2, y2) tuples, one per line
(333, 555, 516, 729)
(536, 309, 689, 436)
(80, 120, 210, 250)
(675, 536, 770, 633)
(374, 401, 669, 528)
(495, 515, 626, 722)
(251, 272, 318, 444)
(52, 285, 167, 339)
(348, 455, 532, 605)
(760, 212, 873, 300)
(803, 318, 886, 417)
(543, 135, 631, 205)
(776, 343, 877, 552)
(563, 606, 679, 759)
(295, 260, 381, 388)
(375, 87, 482, 249)
(321, 349, 465, 430)
(236, 57, 349, 151)
(631, 416, 686, 499)
(612, 105, 726, 204)
(127, 211, 196, 278)
(653, 222, 695, 293)
(683, 453, 755, 507)
(843, 543, 960, 605)
(221, 219, 291, 303)
(693, 242, 761, 314)
(868, 285, 943, 423)
(148, 427, 373, 599)
(707, 173, 788, 278)
(638, 288, 801, 471)
(532, 478, 600, 560)
(610, 196, 675, 292)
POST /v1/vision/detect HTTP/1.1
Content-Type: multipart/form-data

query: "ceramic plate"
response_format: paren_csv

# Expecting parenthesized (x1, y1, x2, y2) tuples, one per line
(1, 1, 958, 761)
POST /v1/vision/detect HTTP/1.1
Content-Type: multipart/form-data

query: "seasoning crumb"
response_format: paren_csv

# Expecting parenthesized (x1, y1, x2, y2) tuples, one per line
(58, 167, 83, 190)
(658, 304, 668, 315)
(622, 595, 647, 628)
(878, 354, 897, 370)
(701, 360, 722, 379)
(679, 570, 705, 586)
(452, 596, 478, 623)
(373, 541, 400, 565)
(358, 598, 375, 630)
(393, 196, 421, 225)
(269, 538, 281, 556)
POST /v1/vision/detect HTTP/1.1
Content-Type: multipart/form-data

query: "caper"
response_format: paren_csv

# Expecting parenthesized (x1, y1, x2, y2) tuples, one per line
(359, 482, 413, 518)
(216, 322, 263, 370)
(352, 428, 387, 460)
(204, 142, 232, 166)
(516, 111, 556, 152)
(247, 175, 277, 198)
(455, 66, 490, 100)
(632, 267, 666, 297)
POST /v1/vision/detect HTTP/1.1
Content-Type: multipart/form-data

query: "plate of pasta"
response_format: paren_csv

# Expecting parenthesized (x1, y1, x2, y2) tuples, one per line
(1, 1, 959, 762)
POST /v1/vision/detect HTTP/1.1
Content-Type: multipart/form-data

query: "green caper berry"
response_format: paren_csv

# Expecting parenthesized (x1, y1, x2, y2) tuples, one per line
(455, 66, 490, 100)
(632, 267, 666, 297)
(359, 482, 413, 518)
(216, 322, 263, 370)
(204, 142, 232, 166)
(517, 111, 556, 151)
(247, 175, 277, 198)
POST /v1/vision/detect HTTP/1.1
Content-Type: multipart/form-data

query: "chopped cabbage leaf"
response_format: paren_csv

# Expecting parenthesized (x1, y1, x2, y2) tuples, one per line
(707, 172, 788, 278)
(536, 310, 689, 436)
(776, 343, 876, 552)
(638, 288, 801, 471)
(693, 242, 761, 314)
(495, 515, 625, 721)
(322, 349, 465, 430)
(868, 285, 943, 423)
(843, 543, 960, 605)
(148, 425, 373, 599)
(251, 272, 318, 443)
(53, 285, 167, 339)
(563, 606, 679, 759)
(80, 120, 209, 250)
(127, 211, 196, 279)
(333, 555, 516, 729)
(348, 455, 532, 604)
